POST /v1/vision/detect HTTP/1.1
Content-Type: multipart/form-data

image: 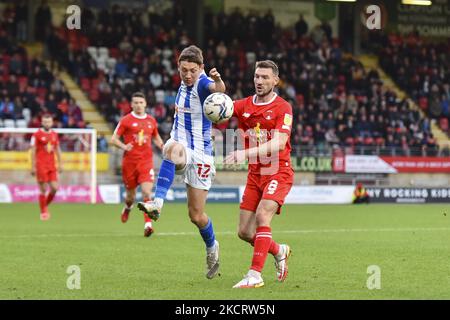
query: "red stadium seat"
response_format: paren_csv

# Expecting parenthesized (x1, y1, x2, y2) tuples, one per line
(80, 77, 91, 91)
(37, 87, 47, 99)
(89, 89, 99, 102)
(18, 76, 28, 91)
(439, 118, 449, 132)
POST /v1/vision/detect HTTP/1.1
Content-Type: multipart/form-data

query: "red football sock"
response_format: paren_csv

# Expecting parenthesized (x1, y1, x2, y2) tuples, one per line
(46, 191, 56, 205)
(39, 194, 47, 213)
(143, 197, 152, 223)
(250, 234, 280, 256)
(250, 226, 272, 273)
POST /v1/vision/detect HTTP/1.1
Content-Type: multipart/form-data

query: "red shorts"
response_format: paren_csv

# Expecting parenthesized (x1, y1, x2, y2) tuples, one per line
(36, 167, 58, 183)
(240, 168, 294, 214)
(122, 161, 155, 190)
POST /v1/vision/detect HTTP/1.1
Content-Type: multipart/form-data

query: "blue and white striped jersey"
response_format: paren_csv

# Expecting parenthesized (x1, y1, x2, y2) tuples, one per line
(170, 72, 214, 156)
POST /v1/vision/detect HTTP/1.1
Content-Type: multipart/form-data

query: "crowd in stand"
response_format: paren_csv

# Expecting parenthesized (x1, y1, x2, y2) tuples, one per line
(1, 2, 447, 157)
(0, 4, 85, 132)
(377, 32, 449, 136)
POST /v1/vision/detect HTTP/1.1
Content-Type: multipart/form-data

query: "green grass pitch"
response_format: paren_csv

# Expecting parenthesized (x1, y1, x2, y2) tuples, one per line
(0, 203, 449, 300)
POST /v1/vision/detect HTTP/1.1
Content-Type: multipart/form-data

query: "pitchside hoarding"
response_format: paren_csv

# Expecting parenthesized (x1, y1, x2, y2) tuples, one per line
(333, 155, 450, 173)
(366, 187, 450, 203)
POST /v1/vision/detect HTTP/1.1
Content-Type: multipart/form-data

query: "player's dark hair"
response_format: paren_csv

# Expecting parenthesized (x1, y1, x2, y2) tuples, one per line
(178, 45, 204, 66)
(255, 60, 279, 77)
(131, 92, 146, 100)
(41, 113, 53, 119)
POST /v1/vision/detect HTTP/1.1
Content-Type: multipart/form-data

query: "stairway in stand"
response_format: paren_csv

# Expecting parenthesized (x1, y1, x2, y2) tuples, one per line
(358, 54, 449, 150)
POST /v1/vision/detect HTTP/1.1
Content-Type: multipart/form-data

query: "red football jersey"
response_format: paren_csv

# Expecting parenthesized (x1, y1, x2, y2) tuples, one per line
(31, 128, 59, 170)
(113, 112, 159, 164)
(233, 94, 293, 175)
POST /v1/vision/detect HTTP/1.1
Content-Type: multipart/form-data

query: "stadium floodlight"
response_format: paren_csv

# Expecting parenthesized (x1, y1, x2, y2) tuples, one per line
(0, 127, 97, 203)
(401, 0, 432, 5)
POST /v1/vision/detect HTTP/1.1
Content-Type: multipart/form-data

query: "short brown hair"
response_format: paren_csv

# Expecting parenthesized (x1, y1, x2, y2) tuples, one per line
(178, 45, 204, 65)
(41, 113, 53, 119)
(131, 92, 146, 100)
(255, 60, 279, 76)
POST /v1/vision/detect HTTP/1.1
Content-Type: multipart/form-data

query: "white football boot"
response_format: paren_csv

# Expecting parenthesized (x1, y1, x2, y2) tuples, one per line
(206, 240, 220, 279)
(274, 244, 291, 282)
(233, 270, 264, 288)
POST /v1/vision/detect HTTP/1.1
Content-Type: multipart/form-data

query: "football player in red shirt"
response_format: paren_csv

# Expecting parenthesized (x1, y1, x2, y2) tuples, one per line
(111, 92, 164, 237)
(224, 60, 294, 288)
(30, 114, 63, 221)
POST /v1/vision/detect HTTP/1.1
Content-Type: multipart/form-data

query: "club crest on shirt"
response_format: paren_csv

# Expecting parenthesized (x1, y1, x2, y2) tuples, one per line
(263, 110, 273, 120)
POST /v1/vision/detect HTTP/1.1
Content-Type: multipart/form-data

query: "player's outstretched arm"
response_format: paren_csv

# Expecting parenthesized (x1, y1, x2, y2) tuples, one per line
(208, 68, 226, 93)
(224, 131, 289, 164)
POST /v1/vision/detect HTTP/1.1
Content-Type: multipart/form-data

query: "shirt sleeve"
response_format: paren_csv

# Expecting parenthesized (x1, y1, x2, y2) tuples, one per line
(113, 120, 125, 137)
(30, 134, 36, 146)
(198, 75, 214, 103)
(233, 99, 245, 118)
(152, 118, 159, 137)
(275, 102, 293, 135)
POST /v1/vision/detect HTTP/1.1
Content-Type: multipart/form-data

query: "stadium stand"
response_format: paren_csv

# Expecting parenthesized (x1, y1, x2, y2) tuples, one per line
(43, 4, 446, 159)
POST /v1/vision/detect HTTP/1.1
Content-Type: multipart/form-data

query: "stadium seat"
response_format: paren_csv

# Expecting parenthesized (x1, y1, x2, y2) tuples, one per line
(98, 47, 109, 58)
(87, 46, 98, 59)
(96, 56, 107, 71)
(4, 119, 15, 128)
(106, 58, 117, 71)
(246, 52, 256, 65)
(18, 76, 28, 91)
(15, 119, 27, 128)
(89, 89, 99, 102)
(80, 77, 91, 91)
(439, 117, 448, 132)
(108, 47, 119, 58)
(22, 108, 31, 123)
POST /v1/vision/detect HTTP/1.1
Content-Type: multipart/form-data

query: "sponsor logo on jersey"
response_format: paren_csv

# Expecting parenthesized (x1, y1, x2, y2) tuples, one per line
(283, 114, 292, 126)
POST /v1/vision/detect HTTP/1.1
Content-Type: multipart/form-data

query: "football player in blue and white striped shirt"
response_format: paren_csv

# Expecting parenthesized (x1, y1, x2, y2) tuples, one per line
(138, 45, 225, 279)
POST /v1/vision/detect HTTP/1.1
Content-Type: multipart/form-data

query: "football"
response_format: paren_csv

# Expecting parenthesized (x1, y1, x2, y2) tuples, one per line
(203, 92, 234, 124)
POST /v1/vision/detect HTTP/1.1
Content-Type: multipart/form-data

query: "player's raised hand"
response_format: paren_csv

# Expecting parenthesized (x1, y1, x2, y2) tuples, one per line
(209, 68, 222, 82)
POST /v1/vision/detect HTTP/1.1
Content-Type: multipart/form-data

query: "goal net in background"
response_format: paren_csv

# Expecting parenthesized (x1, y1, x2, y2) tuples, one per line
(0, 128, 98, 203)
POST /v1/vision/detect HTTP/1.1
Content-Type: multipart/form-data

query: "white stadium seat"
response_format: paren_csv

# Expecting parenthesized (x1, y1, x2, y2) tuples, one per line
(4, 119, 15, 128)
(15, 119, 28, 128)
(87, 46, 98, 58)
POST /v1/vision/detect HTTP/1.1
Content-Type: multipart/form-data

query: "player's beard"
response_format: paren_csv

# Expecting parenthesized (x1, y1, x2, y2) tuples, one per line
(256, 87, 274, 99)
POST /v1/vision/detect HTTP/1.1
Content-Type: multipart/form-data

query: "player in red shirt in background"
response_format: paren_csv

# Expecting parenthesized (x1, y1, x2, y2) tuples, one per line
(224, 60, 294, 288)
(111, 92, 164, 237)
(30, 114, 63, 221)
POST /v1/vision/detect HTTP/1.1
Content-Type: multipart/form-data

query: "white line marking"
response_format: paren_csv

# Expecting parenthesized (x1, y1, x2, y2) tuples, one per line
(1, 227, 449, 239)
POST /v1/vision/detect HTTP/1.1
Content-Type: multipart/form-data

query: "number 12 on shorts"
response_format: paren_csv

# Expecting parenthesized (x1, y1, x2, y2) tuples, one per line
(197, 163, 211, 178)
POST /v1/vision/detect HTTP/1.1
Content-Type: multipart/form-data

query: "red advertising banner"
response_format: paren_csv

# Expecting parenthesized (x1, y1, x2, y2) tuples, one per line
(380, 157, 450, 173)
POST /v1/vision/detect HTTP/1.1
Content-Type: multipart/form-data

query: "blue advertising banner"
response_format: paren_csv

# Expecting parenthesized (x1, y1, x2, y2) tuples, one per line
(120, 186, 240, 203)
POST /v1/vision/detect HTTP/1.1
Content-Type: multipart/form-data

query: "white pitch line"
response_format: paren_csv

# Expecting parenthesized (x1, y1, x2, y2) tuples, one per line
(1, 227, 449, 239)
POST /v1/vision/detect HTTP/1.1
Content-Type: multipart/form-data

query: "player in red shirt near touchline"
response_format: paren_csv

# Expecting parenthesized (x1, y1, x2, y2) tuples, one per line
(111, 92, 164, 237)
(30, 114, 63, 221)
(224, 60, 294, 288)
